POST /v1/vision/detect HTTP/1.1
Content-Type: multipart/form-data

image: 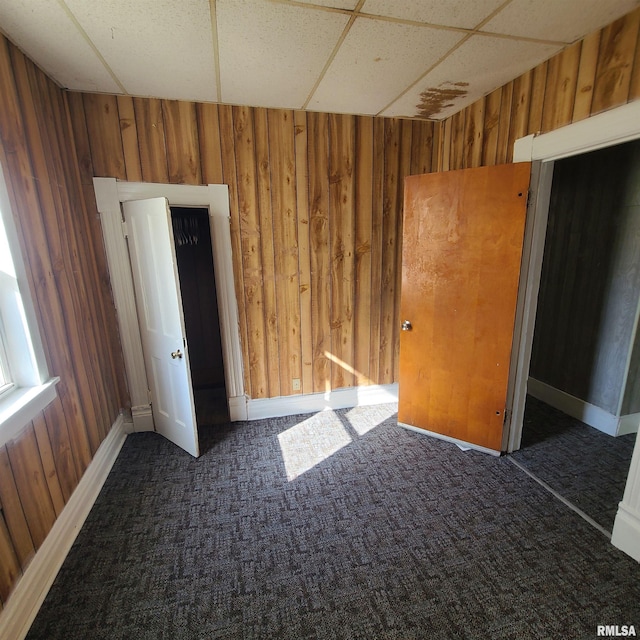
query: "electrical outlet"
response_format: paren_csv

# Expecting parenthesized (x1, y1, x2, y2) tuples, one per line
(292, 378, 301, 392)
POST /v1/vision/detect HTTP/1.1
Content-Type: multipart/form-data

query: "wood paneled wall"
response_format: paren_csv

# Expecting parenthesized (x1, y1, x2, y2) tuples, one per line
(0, 37, 127, 606)
(69, 7, 640, 405)
(433, 7, 640, 171)
(69, 95, 437, 399)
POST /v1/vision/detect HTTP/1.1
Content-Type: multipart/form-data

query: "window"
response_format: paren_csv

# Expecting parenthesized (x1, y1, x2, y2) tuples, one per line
(0, 162, 58, 446)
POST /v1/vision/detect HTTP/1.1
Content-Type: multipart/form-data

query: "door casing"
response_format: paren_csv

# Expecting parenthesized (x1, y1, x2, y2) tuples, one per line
(507, 100, 640, 453)
(93, 179, 246, 432)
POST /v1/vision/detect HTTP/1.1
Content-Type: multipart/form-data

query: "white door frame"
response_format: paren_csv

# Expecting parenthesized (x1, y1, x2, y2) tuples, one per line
(93, 179, 247, 429)
(507, 99, 640, 452)
(508, 100, 640, 562)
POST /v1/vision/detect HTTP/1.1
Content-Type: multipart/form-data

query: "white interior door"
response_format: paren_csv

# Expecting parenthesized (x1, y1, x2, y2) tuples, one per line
(123, 197, 199, 457)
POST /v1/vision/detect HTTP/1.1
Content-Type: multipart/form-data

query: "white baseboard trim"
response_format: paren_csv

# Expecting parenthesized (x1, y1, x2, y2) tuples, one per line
(0, 415, 128, 640)
(243, 384, 398, 421)
(131, 404, 153, 432)
(527, 378, 619, 436)
(398, 421, 501, 457)
(228, 395, 248, 421)
(618, 413, 640, 437)
(611, 503, 640, 563)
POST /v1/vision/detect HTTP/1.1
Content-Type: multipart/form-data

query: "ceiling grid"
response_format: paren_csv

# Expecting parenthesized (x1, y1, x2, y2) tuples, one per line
(0, 0, 638, 120)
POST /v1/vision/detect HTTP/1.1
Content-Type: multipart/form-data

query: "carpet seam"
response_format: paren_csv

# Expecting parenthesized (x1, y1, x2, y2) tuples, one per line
(507, 456, 613, 539)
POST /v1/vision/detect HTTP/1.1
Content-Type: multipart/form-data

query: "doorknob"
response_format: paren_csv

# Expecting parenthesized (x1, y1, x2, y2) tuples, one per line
(171, 349, 183, 359)
(402, 320, 412, 331)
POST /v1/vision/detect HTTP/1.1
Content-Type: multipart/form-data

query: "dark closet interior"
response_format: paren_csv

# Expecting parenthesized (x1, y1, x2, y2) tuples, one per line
(171, 206, 229, 427)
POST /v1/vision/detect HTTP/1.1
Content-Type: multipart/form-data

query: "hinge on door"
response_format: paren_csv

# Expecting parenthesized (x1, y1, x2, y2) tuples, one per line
(526, 189, 532, 208)
(147, 388, 152, 404)
(122, 220, 129, 238)
(503, 408, 512, 427)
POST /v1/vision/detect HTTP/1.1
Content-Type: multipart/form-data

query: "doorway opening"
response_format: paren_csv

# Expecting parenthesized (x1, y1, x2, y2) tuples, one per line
(171, 206, 229, 428)
(513, 139, 640, 534)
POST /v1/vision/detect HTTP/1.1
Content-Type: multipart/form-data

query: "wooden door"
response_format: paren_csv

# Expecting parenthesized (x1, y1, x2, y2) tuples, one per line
(398, 162, 531, 452)
(123, 197, 200, 457)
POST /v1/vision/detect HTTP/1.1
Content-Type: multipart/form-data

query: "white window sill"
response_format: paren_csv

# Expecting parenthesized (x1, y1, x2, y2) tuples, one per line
(0, 377, 60, 448)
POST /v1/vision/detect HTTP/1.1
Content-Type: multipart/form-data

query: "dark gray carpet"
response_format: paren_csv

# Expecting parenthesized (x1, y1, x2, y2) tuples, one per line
(26, 404, 639, 640)
(512, 396, 636, 532)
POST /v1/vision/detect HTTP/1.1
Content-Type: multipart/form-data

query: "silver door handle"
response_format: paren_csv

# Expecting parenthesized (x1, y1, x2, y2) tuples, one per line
(171, 349, 183, 359)
(402, 320, 412, 331)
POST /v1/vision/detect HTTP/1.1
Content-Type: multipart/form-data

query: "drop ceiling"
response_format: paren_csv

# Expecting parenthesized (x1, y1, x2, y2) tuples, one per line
(1, 0, 638, 120)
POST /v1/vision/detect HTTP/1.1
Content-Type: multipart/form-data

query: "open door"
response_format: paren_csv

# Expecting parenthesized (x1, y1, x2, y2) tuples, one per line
(398, 162, 531, 453)
(123, 197, 200, 457)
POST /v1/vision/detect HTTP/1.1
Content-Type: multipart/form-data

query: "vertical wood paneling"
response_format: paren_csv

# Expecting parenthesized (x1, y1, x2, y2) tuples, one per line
(573, 31, 600, 122)
(542, 42, 581, 132)
(162, 100, 202, 185)
(307, 112, 331, 392)
(631, 29, 640, 100)
(294, 110, 314, 394)
(116, 96, 143, 182)
(0, 513, 20, 603)
(379, 119, 401, 384)
(0, 448, 34, 568)
(269, 109, 302, 394)
(592, 10, 640, 114)
(508, 71, 533, 154)
(368, 117, 385, 384)
(196, 103, 224, 184)
(0, 35, 127, 607)
(451, 110, 465, 170)
(233, 106, 268, 398)
(218, 104, 251, 395)
(496, 81, 514, 164)
(328, 113, 356, 390)
(438, 7, 640, 170)
(7, 427, 57, 548)
(395, 121, 413, 379)
(134, 97, 169, 183)
(44, 398, 79, 502)
(482, 87, 501, 167)
(528, 62, 548, 135)
(32, 415, 65, 517)
(410, 119, 433, 175)
(254, 108, 281, 398)
(464, 98, 485, 168)
(81, 93, 126, 179)
(67, 90, 129, 417)
(354, 117, 374, 385)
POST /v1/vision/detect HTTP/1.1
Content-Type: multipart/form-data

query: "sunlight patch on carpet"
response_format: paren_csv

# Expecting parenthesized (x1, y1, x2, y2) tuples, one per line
(277, 413, 352, 481)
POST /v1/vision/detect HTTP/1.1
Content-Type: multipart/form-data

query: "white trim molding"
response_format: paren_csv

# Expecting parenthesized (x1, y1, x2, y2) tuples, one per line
(241, 384, 398, 421)
(0, 415, 129, 640)
(513, 101, 640, 163)
(618, 413, 640, 437)
(612, 427, 640, 562)
(527, 378, 620, 436)
(92, 179, 245, 431)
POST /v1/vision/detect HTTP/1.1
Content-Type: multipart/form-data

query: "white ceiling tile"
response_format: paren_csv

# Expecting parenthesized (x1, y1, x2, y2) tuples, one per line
(0, 0, 121, 93)
(361, 0, 507, 29)
(308, 17, 463, 116)
(65, 0, 218, 102)
(217, 0, 349, 109)
(383, 35, 561, 120)
(483, 0, 640, 43)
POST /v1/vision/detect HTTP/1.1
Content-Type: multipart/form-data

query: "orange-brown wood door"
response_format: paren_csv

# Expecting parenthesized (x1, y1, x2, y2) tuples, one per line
(398, 162, 531, 452)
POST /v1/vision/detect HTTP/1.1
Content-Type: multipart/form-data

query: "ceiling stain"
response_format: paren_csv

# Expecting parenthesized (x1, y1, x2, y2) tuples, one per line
(416, 82, 469, 119)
